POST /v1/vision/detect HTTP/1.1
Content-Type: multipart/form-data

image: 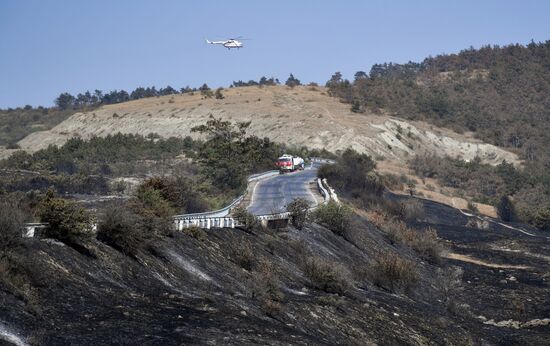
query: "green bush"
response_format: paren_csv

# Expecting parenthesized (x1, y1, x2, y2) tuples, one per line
(311, 200, 351, 236)
(497, 195, 517, 222)
(466, 200, 479, 213)
(287, 198, 311, 230)
(183, 225, 208, 241)
(97, 203, 150, 257)
(37, 190, 94, 246)
(135, 185, 174, 218)
(318, 149, 378, 195)
(138, 176, 209, 214)
(533, 207, 550, 231)
(232, 206, 259, 231)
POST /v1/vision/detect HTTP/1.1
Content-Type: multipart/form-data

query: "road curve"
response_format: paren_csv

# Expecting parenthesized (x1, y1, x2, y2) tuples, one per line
(247, 166, 320, 215)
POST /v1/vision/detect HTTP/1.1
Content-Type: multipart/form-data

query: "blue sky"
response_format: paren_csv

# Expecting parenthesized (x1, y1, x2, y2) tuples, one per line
(0, 0, 549, 108)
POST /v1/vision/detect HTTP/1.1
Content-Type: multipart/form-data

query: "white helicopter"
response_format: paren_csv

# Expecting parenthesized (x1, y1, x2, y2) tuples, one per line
(205, 37, 246, 50)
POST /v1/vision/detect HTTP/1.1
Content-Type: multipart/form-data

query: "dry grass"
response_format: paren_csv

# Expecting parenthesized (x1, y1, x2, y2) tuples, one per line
(368, 253, 418, 293)
(303, 256, 350, 294)
(249, 260, 285, 317)
(378, 160, 498, 218)
(183, 226, 208, 241)
(368, 211, 443, 264)
(231, 239, 255, 271)
(18, 86, 518, 180)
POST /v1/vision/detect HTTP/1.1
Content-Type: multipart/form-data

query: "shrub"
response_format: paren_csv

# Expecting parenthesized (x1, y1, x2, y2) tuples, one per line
(377, 216, 443, 264)
(304, 256, 350, 294)
(533, 207, 550, 231)
(0, 188, 40, 302)
(0, 198, 27, 257)
(317, 149, 378, 197)
(135, 184, 175, 218)
(183, 226, 207, 241)
(466, 200, 479, 213)
(382, 218, 412, 245)
(138, 176, 208, 214)
(316, 295, 345, 307)
(497, 195, 517, 222)
(37, 190, 94, 247)
(368, 253, 418, 293)
(97, 203, 150, 257)
(437, 266, 463, 310)
(232, 206, 259, 231)
(231, 239, 255, 270)
(311, 200, 351, 236)
(254, 260, 284, 301)
(215, 88, 224, 100)
(403, 199, 425, 222)
(287, 198, 311, 230)
(251, 260, 284, 316)
(409, 227, 443, 264)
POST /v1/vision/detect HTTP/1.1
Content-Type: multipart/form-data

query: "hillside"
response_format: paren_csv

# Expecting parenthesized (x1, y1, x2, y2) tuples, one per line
(2, 199, 549, 345)
(324, 41, 550, 229)
(15, 85, 518, 167)
(327, 42, 550, 164)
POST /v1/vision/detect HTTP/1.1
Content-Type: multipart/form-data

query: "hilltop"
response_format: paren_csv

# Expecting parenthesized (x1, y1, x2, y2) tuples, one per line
(15, 85, 518, 167)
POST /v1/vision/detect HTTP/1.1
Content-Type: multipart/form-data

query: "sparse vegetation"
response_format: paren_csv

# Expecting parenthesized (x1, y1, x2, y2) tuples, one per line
(311, 200, 351, 236)
(410, 154, 550, 229)
(251, 260, 285, 316)
(437, 266, 464, 311)
(285, 74, 301, 88)
(0, 197, 27, 257)
(369, 211, 443, 264)
(199, 84, 214, 98)
(231, 239, 255, 270)
(182, 225, 208, 241)
(317, 149, 383, 201)
(410, 227, 443, 265)
(326, 42, 550, 230)
(232, 206, 259, 231)
(97, 203, 150, 257)
(496, 195, 517, 222)
(37, 189, 94, 250)
(287, 197, 310, 230)
(214, 88, 224, 99)
(304, 256, 350, 294)
(368, 253, 418, 293)
(402, 199, 425, 222)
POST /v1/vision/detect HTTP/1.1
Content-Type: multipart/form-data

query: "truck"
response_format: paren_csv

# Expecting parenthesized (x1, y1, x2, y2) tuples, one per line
(276, 154, 305, 173)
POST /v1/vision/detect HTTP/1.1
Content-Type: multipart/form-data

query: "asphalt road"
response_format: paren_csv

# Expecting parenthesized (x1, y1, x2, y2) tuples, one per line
(247, 166, 320, 215)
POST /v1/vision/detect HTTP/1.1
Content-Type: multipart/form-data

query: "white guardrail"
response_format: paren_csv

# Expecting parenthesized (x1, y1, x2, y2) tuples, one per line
(175, 176, 337, 230)
(174, 159, 338, 230)
(24, 159, 337, 235)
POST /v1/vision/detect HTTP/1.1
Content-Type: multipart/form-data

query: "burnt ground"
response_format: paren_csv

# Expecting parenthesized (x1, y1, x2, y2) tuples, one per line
(1, 197, 550, 345)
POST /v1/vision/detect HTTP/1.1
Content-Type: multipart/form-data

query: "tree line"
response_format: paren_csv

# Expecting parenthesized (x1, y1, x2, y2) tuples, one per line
(52, 74, 303, 110)
(324, 41, 550, 231)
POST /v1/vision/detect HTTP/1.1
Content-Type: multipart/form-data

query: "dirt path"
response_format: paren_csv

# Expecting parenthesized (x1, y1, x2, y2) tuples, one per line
(444, 252, 531, 270)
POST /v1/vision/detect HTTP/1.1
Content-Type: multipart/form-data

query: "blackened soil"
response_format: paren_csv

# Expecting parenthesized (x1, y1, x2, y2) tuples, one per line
(1, 197, 549, 345)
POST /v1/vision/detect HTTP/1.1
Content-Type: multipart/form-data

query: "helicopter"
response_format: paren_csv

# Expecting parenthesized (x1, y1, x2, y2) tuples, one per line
(205, 37, 246, 50)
